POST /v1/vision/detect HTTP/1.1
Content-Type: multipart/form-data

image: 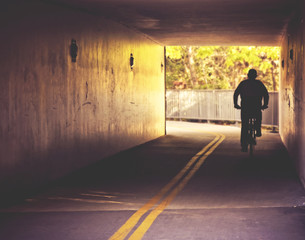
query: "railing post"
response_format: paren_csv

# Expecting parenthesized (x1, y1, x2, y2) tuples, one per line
(178, 90, 181, 121)
(271, 92, 277, 132)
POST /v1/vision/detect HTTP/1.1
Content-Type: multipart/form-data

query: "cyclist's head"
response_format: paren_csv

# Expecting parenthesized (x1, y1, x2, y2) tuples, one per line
(248, 69, 257, 80)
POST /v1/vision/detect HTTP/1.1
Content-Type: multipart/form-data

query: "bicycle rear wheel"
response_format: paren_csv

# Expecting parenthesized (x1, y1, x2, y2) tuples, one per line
(249, 142, 254, 156)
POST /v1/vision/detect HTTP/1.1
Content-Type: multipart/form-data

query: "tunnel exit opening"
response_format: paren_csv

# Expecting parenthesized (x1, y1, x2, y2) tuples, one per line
(165, 46, 280, 127)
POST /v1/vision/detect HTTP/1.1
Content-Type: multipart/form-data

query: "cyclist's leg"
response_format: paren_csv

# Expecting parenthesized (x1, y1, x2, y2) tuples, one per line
(241, 111, 249, 151)
(255, 110, 262, 137)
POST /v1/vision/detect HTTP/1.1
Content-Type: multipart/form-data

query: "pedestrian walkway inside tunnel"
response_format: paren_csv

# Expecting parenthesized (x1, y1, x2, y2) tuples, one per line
(1, 121, 304, 240)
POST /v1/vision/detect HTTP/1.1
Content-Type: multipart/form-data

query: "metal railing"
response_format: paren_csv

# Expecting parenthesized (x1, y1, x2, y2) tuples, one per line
(166, 90, 278, 126)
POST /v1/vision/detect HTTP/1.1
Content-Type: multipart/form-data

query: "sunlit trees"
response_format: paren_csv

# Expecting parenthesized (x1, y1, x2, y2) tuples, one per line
(166, 46, 280, 91)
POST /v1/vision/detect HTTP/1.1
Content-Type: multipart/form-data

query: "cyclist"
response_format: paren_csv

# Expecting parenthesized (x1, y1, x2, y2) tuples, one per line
(233, 69, 269, 152)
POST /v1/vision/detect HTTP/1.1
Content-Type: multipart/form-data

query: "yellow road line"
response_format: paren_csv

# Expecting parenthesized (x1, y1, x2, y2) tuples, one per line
(128, 134, 225, 240)
(109, 132, 224, 240)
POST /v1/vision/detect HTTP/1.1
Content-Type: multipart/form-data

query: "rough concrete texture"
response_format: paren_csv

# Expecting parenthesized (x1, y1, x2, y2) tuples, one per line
(51, 0, 298, 46)
(280, 1, 305, 187)
(0, 2, 165, 199)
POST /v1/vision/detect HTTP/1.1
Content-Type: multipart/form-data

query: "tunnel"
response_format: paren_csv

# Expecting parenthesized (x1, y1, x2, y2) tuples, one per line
(0, 0, 305, 239)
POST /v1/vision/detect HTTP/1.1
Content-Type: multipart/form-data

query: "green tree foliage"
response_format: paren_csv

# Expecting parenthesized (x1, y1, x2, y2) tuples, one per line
(166, 46, 280, 91)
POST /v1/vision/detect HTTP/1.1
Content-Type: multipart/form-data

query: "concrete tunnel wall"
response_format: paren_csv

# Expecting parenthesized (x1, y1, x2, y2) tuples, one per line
(0, 2, 165, 199)
(280, 0, 305, 188)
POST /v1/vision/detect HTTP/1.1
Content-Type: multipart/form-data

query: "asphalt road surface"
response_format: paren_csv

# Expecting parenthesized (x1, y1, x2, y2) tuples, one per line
(1, 121, 305, 240)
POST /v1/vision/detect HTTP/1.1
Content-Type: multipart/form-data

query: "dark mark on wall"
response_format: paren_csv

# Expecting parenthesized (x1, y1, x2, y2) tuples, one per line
(86, 81, 88, 100)
(65, 121, 71, 128)
(70, 39, 78, 63)
(82, 102, 92, 106)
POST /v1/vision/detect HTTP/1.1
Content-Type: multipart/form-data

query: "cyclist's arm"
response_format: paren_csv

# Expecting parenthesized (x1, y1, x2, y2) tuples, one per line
(261, 82, 269, 108)
(233, 83, 242, 108)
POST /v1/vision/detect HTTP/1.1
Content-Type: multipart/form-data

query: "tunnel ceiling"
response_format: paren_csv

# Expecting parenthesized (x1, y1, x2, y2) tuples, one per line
(52, 0, 298, 46)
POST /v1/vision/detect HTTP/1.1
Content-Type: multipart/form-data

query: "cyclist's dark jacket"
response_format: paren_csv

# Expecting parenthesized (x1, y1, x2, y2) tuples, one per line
(234, 79, 269, 113)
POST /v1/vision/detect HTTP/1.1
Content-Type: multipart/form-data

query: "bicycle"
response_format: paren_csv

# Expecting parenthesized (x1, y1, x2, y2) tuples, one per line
(234, 104, 268, 155)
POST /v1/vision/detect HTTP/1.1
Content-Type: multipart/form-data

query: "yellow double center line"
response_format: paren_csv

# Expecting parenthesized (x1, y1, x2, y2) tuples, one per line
(109, 131, 225, 240)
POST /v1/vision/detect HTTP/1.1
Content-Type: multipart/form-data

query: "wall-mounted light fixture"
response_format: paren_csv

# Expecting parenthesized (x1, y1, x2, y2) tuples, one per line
(70, 39, 78, 63)
(130, 53, 134, 70)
